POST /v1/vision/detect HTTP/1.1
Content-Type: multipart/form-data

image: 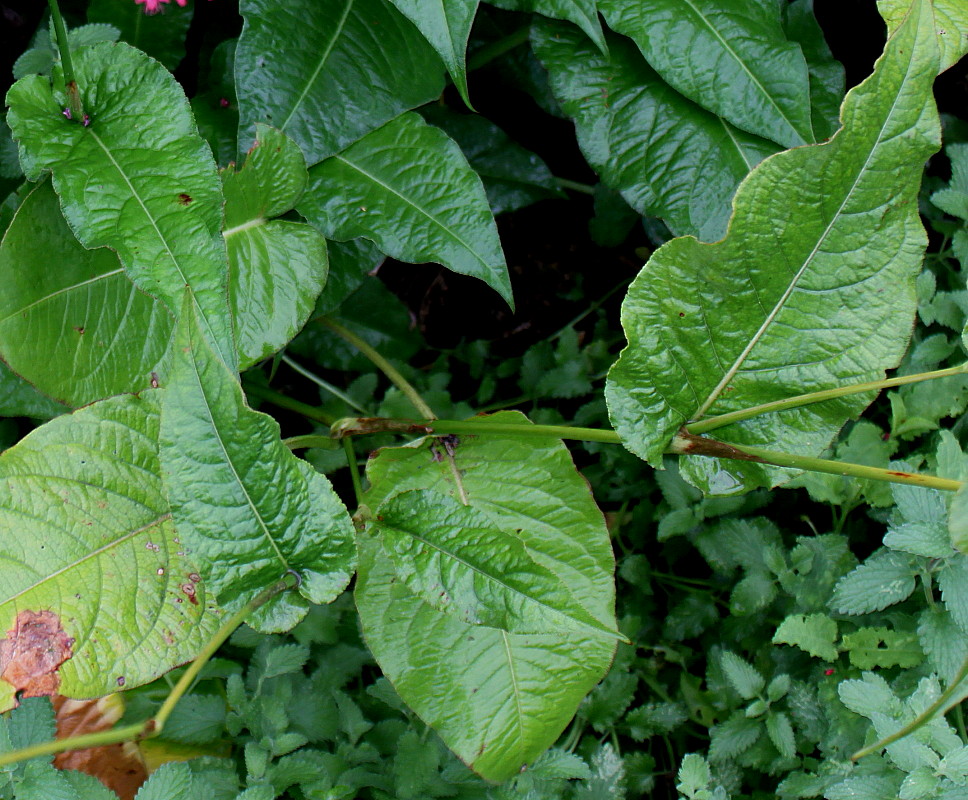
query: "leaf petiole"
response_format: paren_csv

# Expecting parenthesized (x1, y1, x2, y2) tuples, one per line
(47, 0, 84, 121)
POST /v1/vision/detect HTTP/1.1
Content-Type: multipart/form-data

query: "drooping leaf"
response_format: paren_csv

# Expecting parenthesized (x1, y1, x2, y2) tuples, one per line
(488, 0, 607, 54)
(235, 0, 445, 165)
(388, 0, 478, 106)
(605, 0, 942, 491)
(879, 0, 968, 72)
(222, 124, 328, 368)
(0, 181, 173, 407)
(158, 299, 356, 633)
(87, 0, 194, 70)
(6, 41, 236, 372)
(356, 411, 616, 780)
(533, 23, 778, 242)
(597, 0, 814, 148)
(0, 391, 219, 712)
(299, 112, 512, 305)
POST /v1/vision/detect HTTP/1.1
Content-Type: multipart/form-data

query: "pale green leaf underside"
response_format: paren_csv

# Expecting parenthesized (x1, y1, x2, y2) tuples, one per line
(598, 0, 814, 149)
(357, 410, 616, 780)
(533, 23, 778, 243)
(0, 181, 173, 407)
(5, 41, 235, 372)
(605, 0, 942, 493)
(159, 302, 356, 633)
(0, 392, 219, 711)
(235, 0, 445, 165)
(879, 0, 968, 72)
(299, 112, 512, 306)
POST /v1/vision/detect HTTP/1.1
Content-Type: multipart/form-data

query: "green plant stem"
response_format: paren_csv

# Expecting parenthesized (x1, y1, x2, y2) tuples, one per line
(343, 439, 364, 507)
(47, 0, 83, 121)
(687, 363, 968, 434)
(244, 382, 335, 425)
(0, 575, 296, 769)
(320, 318, 435, 419)
(283, 434, 335, 450)
(555, 177, 596, 195)
(852, 653, 968, 761)
(281, 354, 368, 414)
(466, 25, 531, 72)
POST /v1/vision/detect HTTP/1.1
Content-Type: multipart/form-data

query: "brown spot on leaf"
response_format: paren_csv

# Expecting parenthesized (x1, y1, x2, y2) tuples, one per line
(0, 610, 73, 701)
(180, 583, 198, 605)
(176, 193, 192, 205)
(73, 326, 85, 335)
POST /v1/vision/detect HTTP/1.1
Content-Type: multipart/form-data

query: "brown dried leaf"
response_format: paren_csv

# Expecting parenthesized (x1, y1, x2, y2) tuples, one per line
(0, 609, 73, 701)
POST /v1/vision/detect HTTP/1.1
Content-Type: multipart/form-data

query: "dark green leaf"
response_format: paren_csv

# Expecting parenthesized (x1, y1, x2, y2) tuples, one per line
(88, 0, 193, 70)
(488, 0, 607, 54)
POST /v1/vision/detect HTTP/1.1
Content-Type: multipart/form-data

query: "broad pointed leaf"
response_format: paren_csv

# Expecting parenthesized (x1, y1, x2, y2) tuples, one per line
(605, 0, 942, 492)
(488, 0, 607, 54)
(5, 41, 235, 372)
(0, 392, 219, 712)
(388, 0, 478, 106)
(299, 112, 512, 305)
(880, 0, 968, 72)
(87, 0, 193, 70)
(597, 0, 814, 148)
(222, 124, 328, 369)
(533, 23, 778, 242)
(0, 181, 173, 407)
(370, 489, 621, 637)
(356, 410, 616, 780)
(159, 300, 356, 633)
(235, 0, 445, 165)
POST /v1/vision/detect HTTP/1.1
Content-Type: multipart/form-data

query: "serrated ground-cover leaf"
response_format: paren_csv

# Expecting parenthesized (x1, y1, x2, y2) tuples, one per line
(0, 392, 218, 711)
(299, 113, 512, 305)
(533, 23, 778, 242)
(0, 182, 173, 407)
(773, 613, 839, 661)
(222, 124, 328, 369)
(159, 303, 355, 633)
(5, 41, 235, 372)
(598, 0, 814, 148)
(606, 0, 942, 491)
(235, 0, 445, 165)
(356, 411, 616, 780)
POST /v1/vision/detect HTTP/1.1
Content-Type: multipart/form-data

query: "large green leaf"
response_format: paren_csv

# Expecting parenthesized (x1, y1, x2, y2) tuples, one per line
(0, 182, 173, 407)
(605, 0, 942, 493)
(235, 0, 445, 165)
(880, 0, 968, 71)
(222, 124, 328, 369)
(299, 112, 512, 305)
(356, 411, 617, 780)
(0, 392, 219, 712)
(87, 0, 193, 70)
(5, 41, 235, 372)
(533, 23, 778, 242)
(597, 0, 814, 148)
(158, 300, 356, 633)
(488, 0, 607, 54)
(0, 363, 66, 420)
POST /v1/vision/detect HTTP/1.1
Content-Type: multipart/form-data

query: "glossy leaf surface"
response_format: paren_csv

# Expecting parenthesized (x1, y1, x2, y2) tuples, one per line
(0, 392, 218, 711)
(598, 0, 814, 148)
(0, 182, 173, 407)
(606, 0, 942, 493)
(6, 42, 235, 372)
(488, 0, 607, 53)
(222, 124, 328, 368)
(159, 302, 356, 633)
(356, 411, 616, 780)
(299, 112, 512, 305)
(534, 23, 777, 242)
(235, 0, 445, 165)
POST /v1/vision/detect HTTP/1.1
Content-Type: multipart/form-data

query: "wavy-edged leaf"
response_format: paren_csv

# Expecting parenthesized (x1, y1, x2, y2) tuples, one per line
(158, 299, 356, 633)
(605, 0, 942, 492)
(356, 410, 616, 780)
(371, 489, 620, 638)
(0, 392, 219, 712)
(388, 0, 478, 106)
(488, 0, 607, 54)
(598, 0, 813, 148)
(880, 0, 968, 72)
(299, 112, 512, 305)
(87, 0, 193, 70)
(5, 41, 235, 372)
(534, 23, 778, 243)
(235, 0, 445, 165)
(0, 181, 173, 407)
(222, 124, 327, 369)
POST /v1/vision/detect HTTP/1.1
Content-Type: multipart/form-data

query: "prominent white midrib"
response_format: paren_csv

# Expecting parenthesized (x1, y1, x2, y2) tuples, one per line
(0, 268, 124, 325)
(222, 217, 266, 238)
(692, 46, 913, 420)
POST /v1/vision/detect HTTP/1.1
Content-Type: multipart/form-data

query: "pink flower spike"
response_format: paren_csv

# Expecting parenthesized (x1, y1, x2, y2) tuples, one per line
(134, 0, 190, 14)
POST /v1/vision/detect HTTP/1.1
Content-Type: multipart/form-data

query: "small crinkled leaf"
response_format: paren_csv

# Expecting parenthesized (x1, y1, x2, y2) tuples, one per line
(159, 299, 356, 633)
(772, 613, 839, 661)
(918, 607, 968, 684)
(0, 392, 218, 711)
(708, 713, 761, 761)
(236, 0, 445, 165)
(134, 762, 194, 800)
(356, 410, 616, 781)
(597, 0, 814, 148)
(766, 711, 796, 759)
(299, 112, 512, 305)
(372, 488, 620, 638)
(879, 0, 968, 72)
(87, 0, 193, 70)
(838, 673, 900, 718)
(938, 556, 968, 634)
(6, 41, 235, 372)
(533, 21, 778, 243)
(0, 181, 173, 407)
(831, 549, 916, 615)
(719, 651, 764, 700)
(222, 124, 328, 368)
(841, 627, 923, 669)
(605, 0, 942, 489)
(488, 0, 607, 53)
(826, 776, 901, 800)
(949, 484, 968, 554)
